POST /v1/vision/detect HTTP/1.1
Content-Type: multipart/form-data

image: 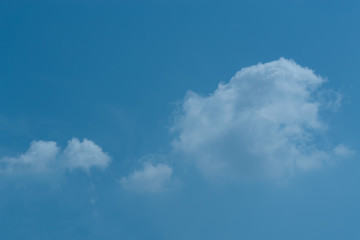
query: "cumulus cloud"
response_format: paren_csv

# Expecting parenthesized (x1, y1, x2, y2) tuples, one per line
(120, 163, 174, 193)
(62, 138, 111, 172)
(1, 140, 59, 174)
(0, 138, 110, 175)
(171, 58, 349, 181)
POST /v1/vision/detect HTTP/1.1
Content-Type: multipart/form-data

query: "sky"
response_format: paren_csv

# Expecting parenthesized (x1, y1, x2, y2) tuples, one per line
(0, 0, 360, 239)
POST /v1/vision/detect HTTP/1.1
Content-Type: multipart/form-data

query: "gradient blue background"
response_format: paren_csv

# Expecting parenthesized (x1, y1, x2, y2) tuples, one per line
(0, 0, 359, 239)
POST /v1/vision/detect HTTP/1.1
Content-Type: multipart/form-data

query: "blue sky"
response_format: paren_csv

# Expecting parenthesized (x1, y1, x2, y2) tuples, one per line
(1, 0, 360, 239)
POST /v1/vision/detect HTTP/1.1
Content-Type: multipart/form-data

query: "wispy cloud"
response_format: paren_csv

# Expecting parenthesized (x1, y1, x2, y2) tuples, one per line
(333, 144, 354, 157)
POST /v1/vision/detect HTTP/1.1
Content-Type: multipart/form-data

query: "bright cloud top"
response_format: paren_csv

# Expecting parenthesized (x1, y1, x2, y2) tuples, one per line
(121, 163, 174, 193)
(0, 138, 111, 174)
(171, 58, 349, 181)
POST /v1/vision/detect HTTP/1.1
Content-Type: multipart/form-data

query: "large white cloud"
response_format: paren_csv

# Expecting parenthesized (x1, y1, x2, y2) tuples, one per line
(171, 58, 350, 181)
(0, 138, 110, 175)
(120, 163, 174, 193)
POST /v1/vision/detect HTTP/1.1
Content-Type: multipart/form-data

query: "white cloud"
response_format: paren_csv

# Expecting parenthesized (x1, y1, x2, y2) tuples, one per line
(1, 140, 59, 173)
(120, 163, 173, 193)
(171, 58, 348, 181)
(0, 138, 110, 175)
(62, 138, 111, 172)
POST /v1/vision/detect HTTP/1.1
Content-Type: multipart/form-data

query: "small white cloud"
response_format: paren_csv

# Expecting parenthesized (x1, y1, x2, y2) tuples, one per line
(0, 138, 110, 175)
(171, 58, 349, 181)
(120, 163, 173, 193)
(1, 140, 59, 173)
(62, 138, 111, 172)
(333, 144, 354, 157)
